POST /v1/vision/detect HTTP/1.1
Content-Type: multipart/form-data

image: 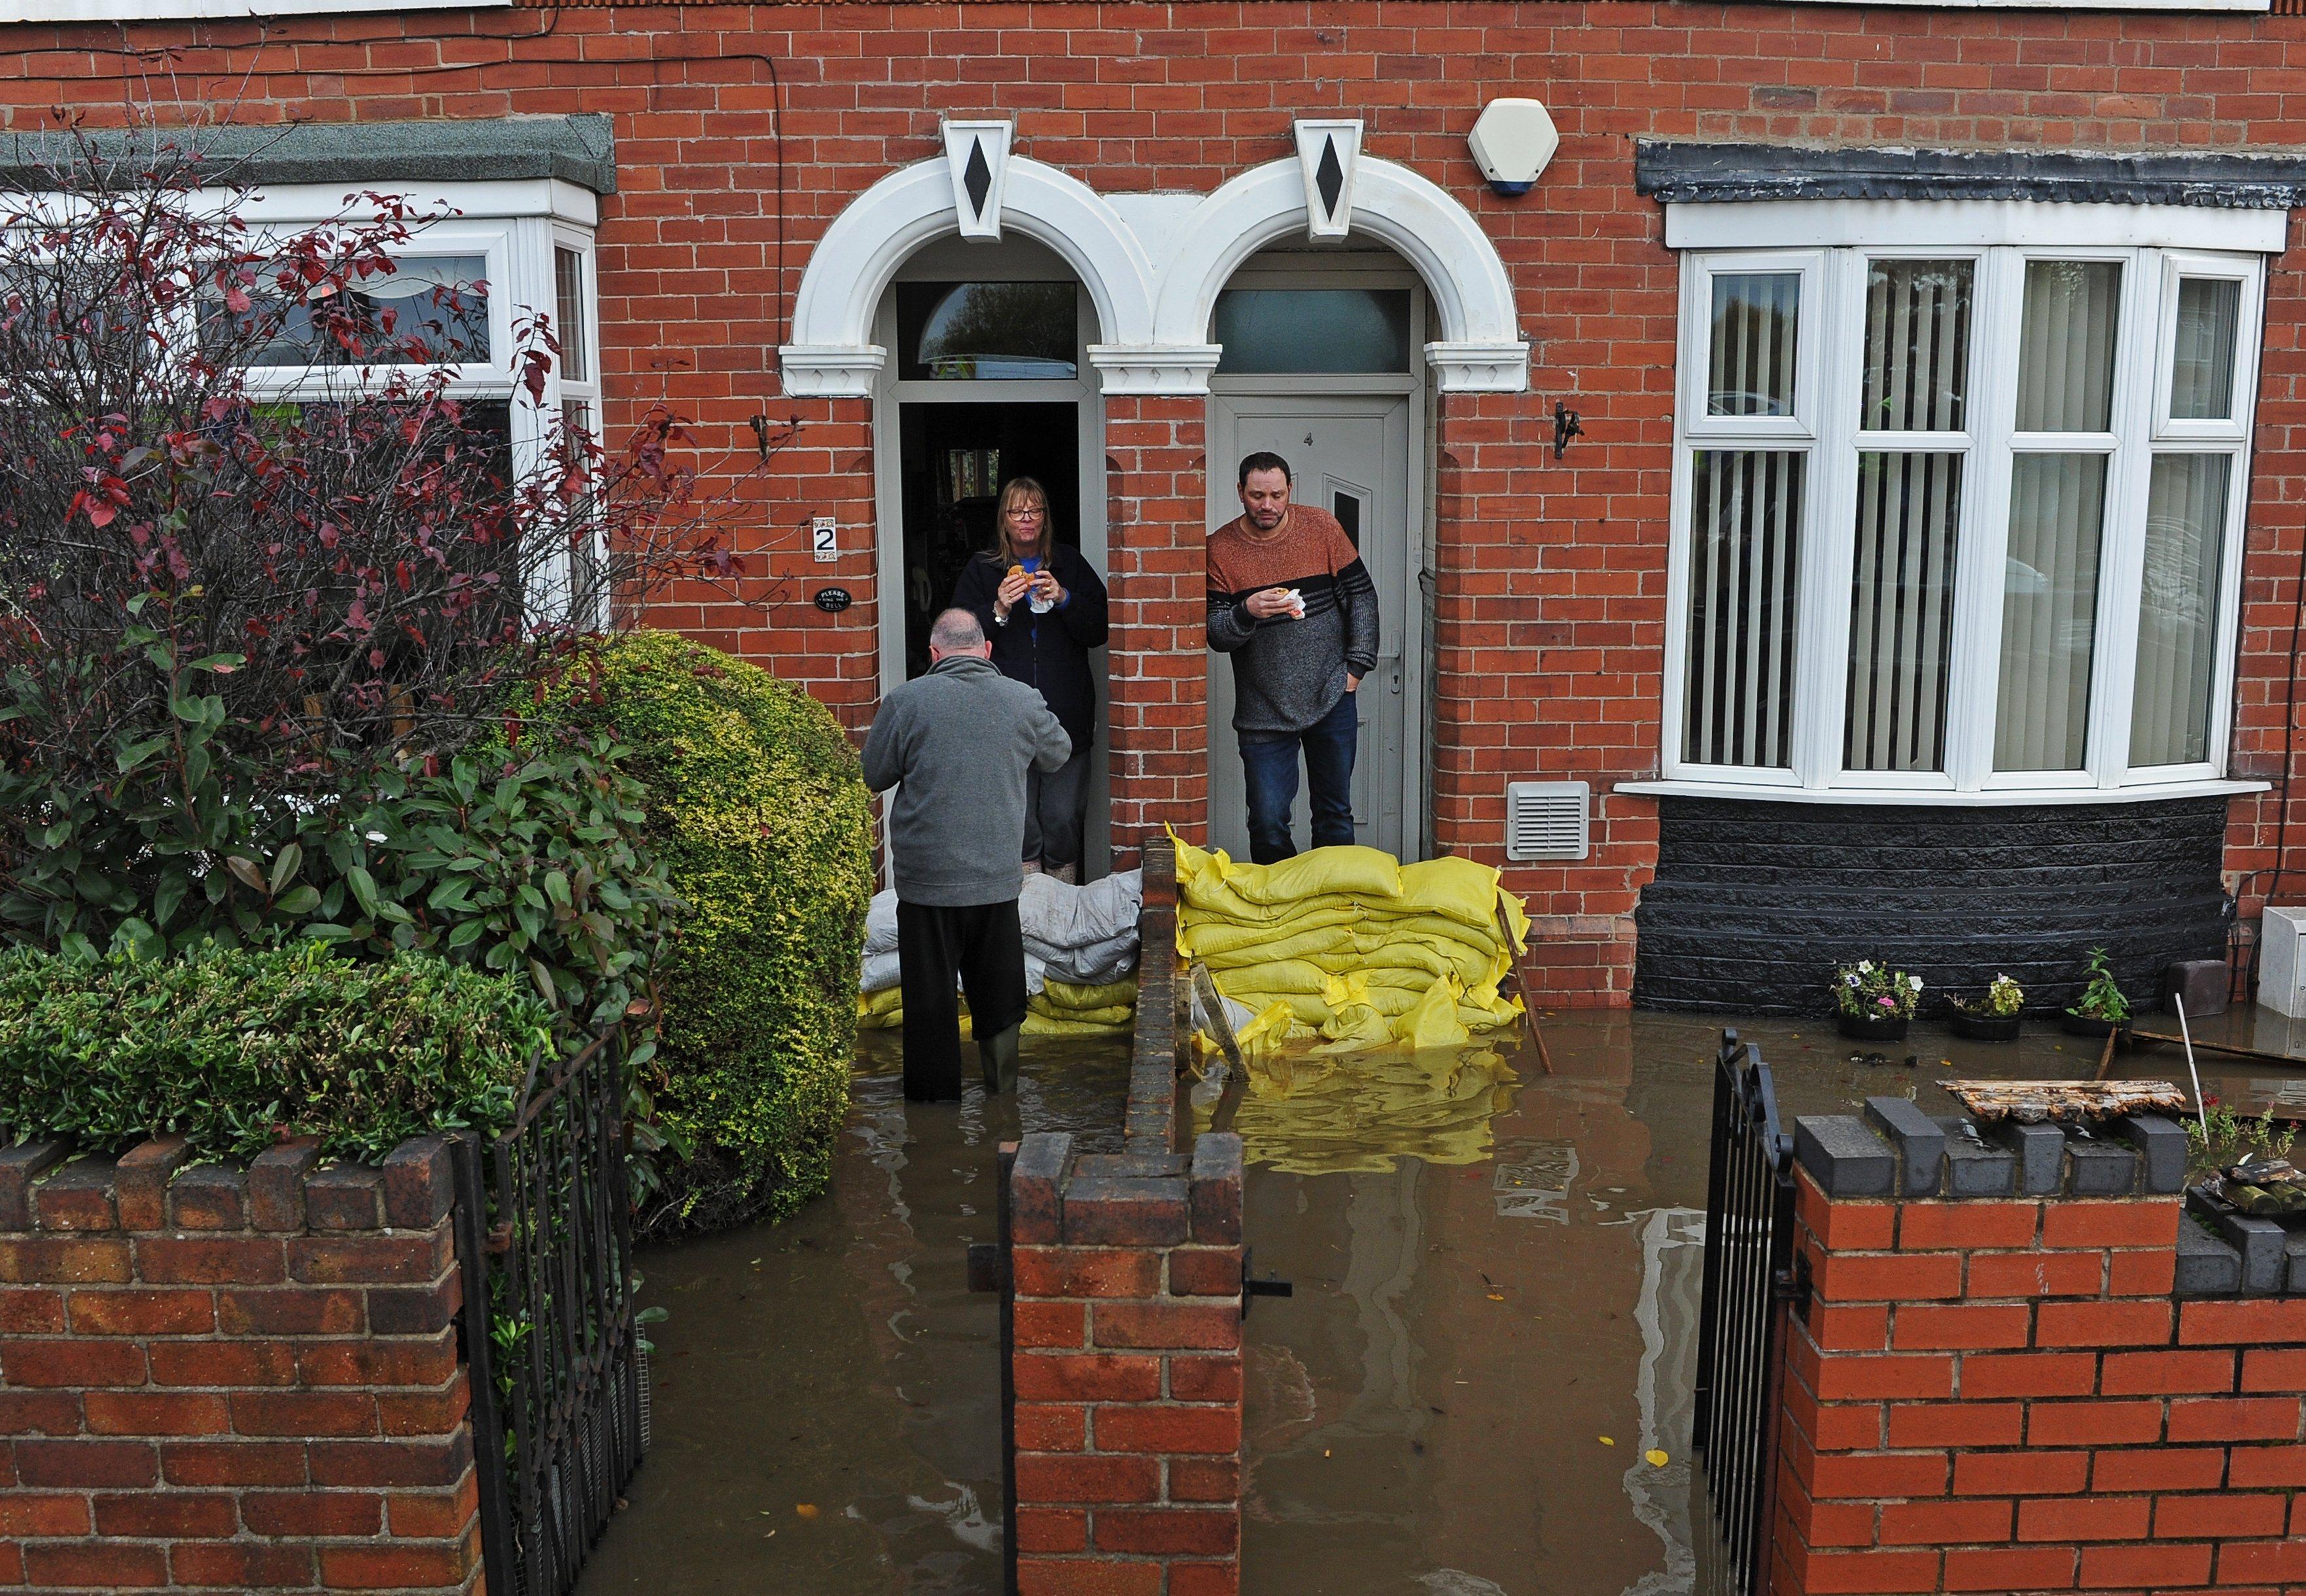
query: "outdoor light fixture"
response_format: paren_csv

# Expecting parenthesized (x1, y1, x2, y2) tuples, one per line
(1468, 98, 1560, 198)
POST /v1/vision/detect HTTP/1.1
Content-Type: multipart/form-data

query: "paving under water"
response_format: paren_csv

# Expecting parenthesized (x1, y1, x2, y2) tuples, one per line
(576, 1011, 2231, 1595)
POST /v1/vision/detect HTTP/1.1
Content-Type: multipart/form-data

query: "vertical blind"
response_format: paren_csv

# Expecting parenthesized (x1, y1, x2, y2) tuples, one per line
(1707, 273, 1800, 417)
(1997, 453, 2108, 772)
(1846, 260, 1973, 773)
(1995, 261, 2122, 773)
(2014, 260, 2121, 432)
(1859, 259, 1972, 433)
(1848, 453, 1965, 771)
(2171, 277, 2240, 421)
(2131, 453, 2231, 767)
(1685, 449, 1804, 767)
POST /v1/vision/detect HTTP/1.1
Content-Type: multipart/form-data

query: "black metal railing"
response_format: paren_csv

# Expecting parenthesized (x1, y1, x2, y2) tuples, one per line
(1692, 1029, 1805, 1596)
(451, 1031, 646, 1596)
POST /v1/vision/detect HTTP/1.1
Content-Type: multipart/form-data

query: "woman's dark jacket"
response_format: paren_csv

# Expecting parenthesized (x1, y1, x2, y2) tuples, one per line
(950, 544, 1109, 754)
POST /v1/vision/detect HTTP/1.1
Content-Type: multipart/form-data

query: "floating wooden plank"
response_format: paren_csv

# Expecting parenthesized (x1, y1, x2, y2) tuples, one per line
(1940, 1079, 2188, 1124)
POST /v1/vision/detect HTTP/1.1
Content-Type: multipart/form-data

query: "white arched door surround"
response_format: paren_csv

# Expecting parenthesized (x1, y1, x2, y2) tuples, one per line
(780, 128, 1531, 398)
(780, 156, 1157, 397)
(1150, 157, 1527, 392)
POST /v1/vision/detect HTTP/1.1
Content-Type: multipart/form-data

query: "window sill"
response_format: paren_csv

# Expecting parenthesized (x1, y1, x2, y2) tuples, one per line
(1614, 777, 2271, 808)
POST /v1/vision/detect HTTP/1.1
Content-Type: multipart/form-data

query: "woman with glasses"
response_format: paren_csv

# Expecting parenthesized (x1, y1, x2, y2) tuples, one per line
(951, 476, 1109, 882)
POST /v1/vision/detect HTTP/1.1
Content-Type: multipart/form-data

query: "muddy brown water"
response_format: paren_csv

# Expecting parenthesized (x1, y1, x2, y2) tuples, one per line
(575, 1013, 2193, 1595)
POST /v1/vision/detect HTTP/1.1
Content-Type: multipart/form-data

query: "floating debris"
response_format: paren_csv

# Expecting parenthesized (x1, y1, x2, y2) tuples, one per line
(1941, 1079, 2185, 1124)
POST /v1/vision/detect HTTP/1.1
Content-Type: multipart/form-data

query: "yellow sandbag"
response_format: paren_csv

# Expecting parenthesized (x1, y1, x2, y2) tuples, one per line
(1391, 854, 1523, 939)
(1040, 977, 1138, 1012)
(1237, 998, 1311, 1061)
(1391, 973, 1471, 1050)
(1173, 837, 1403, 920)
(856, 990, 975, 1037)
(1028, 1000, 1134, 1027)
(1192, 919, 1503, 980)
(1023, 1010, 1130, 1036)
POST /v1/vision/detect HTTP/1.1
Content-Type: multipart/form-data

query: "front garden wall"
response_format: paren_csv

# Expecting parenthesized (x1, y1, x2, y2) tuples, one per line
(0, 1136, 482, 1594)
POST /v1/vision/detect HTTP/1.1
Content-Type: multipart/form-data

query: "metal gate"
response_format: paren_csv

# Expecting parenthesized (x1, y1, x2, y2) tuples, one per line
(1692, 1029, 1805, 1596)
(451, 1032, 647, 1596)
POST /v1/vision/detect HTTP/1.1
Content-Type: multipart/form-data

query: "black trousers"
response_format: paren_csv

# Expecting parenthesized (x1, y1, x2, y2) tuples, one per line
(897, 898, 1027, 1102)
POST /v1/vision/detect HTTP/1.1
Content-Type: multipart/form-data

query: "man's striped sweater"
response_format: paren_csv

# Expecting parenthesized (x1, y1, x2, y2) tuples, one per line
(1205, 504, 1382, 741)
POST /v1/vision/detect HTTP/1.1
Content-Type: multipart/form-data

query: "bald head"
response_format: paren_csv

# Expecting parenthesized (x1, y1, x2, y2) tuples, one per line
(929, 608, 990, 661)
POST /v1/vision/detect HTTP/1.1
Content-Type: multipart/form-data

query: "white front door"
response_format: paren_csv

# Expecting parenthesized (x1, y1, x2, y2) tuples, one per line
(1206, 392, 1415, 861)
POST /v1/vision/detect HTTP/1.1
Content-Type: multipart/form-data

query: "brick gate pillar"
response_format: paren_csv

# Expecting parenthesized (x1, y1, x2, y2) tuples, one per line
(1771, 1099, 2306, 1593)
(1103, 394, 1210, 865)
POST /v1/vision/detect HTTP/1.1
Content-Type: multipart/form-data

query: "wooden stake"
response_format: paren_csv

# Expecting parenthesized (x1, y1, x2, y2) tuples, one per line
(1498, 898, 1552, 1075)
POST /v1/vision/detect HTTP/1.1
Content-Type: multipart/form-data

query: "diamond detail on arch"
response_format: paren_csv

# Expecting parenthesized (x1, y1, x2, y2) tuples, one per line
(1316, 138, 1344, 219)
(963, 140, 993, 219)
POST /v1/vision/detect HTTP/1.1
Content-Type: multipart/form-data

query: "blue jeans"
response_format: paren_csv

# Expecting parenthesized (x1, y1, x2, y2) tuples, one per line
(1239, 689, 1358, 865)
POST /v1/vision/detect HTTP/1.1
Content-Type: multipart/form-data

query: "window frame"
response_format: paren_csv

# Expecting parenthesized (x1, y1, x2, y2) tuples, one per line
(1656, 218, 2267, 806)
(218, 180, 603, 622)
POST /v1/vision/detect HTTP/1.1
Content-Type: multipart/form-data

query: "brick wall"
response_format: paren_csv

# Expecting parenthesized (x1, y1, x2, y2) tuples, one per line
(11, 3, 2306, 999)
(0, 1136, 482, 1595)
(1774, 1100, 2306, 1595)
(1005, 841, 1246, 1595)
(1105, 395, 1211, 863)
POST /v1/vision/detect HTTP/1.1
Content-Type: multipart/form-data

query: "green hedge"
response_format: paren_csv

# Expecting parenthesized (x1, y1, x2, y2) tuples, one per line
(521, 631, 873, 1235)
(0, 945, 551, 1163)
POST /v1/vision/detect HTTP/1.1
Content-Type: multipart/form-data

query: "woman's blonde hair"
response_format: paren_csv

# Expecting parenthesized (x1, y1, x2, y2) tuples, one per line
(987, 476, 1053, 567)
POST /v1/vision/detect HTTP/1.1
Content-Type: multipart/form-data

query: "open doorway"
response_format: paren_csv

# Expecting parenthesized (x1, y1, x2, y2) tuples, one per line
(1203, 247, 1429, 863)
(894, 402, 1081, 680)
(873, 239, 1110, 875)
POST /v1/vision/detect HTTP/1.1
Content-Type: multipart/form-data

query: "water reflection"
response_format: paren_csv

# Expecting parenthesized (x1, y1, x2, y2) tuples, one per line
(581, 1012, 2094, 1596)
(574, 1034, 1130, 1596)
(1202, 1043, 1522, 1176)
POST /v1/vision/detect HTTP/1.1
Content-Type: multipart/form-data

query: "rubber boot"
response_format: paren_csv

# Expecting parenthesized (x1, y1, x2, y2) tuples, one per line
(979, 1022, 1021, 1096)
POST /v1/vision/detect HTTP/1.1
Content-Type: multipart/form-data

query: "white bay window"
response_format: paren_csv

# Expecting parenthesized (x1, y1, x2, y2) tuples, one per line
(1656, 205, 2267, 803)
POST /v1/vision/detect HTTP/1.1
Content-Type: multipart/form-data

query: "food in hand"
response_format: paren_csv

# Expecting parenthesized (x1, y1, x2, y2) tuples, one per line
(1283, 587, 1306, 618)
(1007, 564, 1027, 583)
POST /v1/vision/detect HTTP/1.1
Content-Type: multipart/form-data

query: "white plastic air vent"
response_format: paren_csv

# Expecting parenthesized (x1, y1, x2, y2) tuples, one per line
(1505, 780, 1590, 862)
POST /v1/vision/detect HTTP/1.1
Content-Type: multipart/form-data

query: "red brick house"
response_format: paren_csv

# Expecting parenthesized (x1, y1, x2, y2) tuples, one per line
(9, 0, 2305, 1011)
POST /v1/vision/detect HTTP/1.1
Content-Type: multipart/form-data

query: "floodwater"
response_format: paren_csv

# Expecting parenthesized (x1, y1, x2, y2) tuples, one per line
(576, 1011, 2219, 1596)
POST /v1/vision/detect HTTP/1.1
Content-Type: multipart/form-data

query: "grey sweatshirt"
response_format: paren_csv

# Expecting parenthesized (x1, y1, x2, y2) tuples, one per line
(862, 655, 1072, 907)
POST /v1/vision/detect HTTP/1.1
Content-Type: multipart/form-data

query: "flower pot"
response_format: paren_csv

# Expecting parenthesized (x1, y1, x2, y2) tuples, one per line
(1949, 1011, 2022, 1042)
(1838, 1012, 1911, 1042)
(2061, 1010, 2127, 1038)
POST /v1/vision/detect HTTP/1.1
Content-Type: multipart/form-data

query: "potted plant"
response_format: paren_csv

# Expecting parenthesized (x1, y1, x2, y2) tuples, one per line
(2062, 947, 2133, 1037)
(1949, 973, 2025, 1041)
(1834, 960, 1923, 1041)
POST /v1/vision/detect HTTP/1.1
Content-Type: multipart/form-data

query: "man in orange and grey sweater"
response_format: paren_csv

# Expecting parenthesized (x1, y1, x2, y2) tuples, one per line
(1206, 450, 1381, 865)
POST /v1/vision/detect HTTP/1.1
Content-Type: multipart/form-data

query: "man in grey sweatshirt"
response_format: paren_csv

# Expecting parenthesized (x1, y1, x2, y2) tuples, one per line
(862, 608, 1072, 1100)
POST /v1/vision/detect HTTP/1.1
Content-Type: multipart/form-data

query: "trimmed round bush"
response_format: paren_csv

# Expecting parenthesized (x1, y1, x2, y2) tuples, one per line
(523, 631, 873, 1236)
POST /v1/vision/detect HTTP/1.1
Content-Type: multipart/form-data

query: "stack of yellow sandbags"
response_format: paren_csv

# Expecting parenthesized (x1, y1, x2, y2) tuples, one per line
(1024, 977, 1137, 1037)
(857, 977, 1138, 1037)
(1174, 833, 1528, 1052)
